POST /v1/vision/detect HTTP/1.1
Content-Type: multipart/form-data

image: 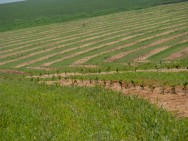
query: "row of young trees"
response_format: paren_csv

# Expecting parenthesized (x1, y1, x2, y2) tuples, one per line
(30, 75, 187, 95)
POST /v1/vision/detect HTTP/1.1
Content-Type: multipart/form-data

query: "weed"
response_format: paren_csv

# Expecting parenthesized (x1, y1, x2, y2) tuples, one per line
(160, 83, 166, 94)
(107, 66, 111, 72)
(131, 80, 136, 88)
(140, 81, 145, 90)
(89, 78, 92, 84)
(183, 82, 187, 95)
(149, 84, 155, 92)
(110, 80, 114, 86)
(119, 80, 123, 89)
(95, 77, 99, 84)
(52, 76, 55, 81)
(116, 67, 119, 73)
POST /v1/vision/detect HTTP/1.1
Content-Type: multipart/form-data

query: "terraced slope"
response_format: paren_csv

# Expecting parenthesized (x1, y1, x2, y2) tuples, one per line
(0, 2, 188, 71)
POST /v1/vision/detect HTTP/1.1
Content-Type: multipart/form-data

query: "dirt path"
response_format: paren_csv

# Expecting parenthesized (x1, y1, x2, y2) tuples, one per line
(106, 29, 188, 62)
(45, 79, 188, 117)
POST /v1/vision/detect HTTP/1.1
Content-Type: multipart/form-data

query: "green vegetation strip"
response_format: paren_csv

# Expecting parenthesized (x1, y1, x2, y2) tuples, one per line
(70, 71, 188, 86)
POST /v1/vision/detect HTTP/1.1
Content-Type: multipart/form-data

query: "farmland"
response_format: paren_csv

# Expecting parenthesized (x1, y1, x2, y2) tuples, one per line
(0, 0, 187, 32)
(0, 0, 188, 140)
(0, 2, 188, 71)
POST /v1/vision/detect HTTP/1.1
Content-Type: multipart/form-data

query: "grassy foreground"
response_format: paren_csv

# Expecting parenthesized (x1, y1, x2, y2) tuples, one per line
(0, 74, 188, 140)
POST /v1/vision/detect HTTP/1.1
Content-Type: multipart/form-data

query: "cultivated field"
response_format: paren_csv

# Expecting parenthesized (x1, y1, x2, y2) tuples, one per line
(0, 2, 188, 72)
(0, 0, 186, 31)
(0, 1, 188, 140)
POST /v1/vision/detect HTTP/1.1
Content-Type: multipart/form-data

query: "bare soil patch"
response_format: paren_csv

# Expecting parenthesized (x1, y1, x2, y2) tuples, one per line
(0, 69, 27, 75)
(69, 65, 98, 68)
(26, 66, 57, 71)
(134, 46, 170, 62)
(166, 47, 188, 60)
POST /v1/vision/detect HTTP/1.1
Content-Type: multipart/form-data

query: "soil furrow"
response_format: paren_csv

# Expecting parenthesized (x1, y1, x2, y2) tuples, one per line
(105, 29, 188, 62)
(134, 39, 188, 62)
(166, 47, 188, 60)
(2, 13, 186, 58)
(42, 27, 188, 66)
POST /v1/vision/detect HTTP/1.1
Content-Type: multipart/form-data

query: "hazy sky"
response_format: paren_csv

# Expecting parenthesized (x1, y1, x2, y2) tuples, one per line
(0, 0, 25, 4)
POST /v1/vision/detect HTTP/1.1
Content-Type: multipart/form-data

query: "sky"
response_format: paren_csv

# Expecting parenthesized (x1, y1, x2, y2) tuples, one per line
(0, 0, 25, 4)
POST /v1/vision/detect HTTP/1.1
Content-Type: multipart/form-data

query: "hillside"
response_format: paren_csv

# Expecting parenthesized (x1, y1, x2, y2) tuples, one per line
(0, 2, 188, 72)
(0, 0, 187, 31)
(1, 1, 188, 140)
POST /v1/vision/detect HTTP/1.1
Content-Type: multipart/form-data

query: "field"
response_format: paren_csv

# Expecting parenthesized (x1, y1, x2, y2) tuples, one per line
(0, 0, 187, 32)
(0, 2, 188, 72)
(0, 1, 188, 140)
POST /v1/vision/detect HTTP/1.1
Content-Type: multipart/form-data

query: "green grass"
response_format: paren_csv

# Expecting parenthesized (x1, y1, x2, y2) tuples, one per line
(0, 73, 188, 140)
(0, 0, 187, 32)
